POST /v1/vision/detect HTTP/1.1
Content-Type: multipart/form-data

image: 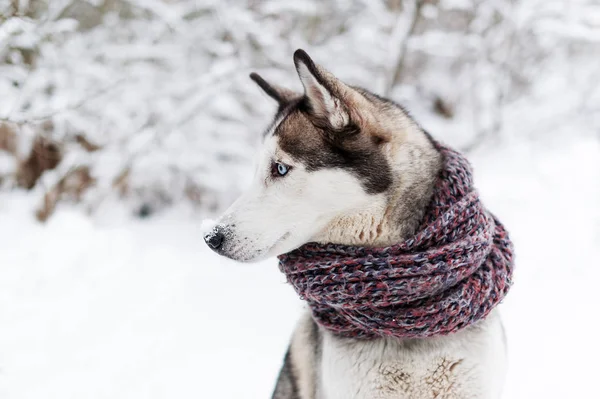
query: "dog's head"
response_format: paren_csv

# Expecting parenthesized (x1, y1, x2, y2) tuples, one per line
(204, 50, 437, 262)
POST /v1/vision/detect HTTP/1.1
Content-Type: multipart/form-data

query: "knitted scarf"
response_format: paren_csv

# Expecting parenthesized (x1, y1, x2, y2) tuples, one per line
(278, 143, 514, 339)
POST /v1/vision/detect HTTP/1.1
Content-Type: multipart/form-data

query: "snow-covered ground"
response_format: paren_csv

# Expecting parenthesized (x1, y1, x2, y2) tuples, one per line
(1, 133, 599, 399)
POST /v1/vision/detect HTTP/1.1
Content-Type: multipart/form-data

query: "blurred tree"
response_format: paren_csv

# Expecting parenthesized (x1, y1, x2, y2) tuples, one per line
(1, 0, 598, 220)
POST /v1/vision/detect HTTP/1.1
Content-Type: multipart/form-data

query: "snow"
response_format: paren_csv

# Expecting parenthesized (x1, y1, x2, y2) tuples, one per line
(0, 195, 303, 399)
(2, 0, 599, 397)
(471, 137, 600, 399)
(1, 134, 599, 398)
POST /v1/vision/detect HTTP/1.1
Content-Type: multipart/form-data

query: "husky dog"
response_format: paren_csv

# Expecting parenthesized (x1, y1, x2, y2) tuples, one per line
(204, 50, 507, 399)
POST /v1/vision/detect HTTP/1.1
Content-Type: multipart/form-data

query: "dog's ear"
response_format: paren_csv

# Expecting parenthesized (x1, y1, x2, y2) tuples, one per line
(249, 73, 298, 106)
(293, 49, 354, 129)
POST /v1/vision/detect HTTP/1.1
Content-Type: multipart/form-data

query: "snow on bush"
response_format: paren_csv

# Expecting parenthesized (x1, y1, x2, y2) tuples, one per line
(1, 0, 598, 220)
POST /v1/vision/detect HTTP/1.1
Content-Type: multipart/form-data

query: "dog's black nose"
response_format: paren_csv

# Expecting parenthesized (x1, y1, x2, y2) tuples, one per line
(204, 229, 224, 250)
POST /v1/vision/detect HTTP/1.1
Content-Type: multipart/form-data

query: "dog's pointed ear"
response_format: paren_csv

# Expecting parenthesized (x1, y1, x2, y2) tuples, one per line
(293, 49, 352, 129)
(249, 73, 298, 106)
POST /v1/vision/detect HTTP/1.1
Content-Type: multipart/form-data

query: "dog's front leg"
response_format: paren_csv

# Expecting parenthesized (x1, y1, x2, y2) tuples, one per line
(271, 312, 320, 399)
(271, 349, 302, 399)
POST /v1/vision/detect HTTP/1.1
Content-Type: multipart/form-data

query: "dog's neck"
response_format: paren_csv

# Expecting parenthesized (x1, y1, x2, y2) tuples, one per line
(312, 131, 442, 247)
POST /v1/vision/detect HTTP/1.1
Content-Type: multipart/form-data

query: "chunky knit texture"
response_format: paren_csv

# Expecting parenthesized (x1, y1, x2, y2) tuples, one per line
(278, 143, 514, 339)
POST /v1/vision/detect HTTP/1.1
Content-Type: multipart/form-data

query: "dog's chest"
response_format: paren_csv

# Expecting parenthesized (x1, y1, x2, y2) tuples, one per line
(318, 334, 484, 399)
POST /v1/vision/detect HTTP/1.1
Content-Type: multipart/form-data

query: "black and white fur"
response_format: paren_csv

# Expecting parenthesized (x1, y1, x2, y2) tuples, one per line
(204, 50, 507, 399)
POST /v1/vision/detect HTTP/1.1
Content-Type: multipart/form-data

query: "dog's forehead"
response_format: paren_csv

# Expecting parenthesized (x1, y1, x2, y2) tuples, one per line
(263, 105, 392, 195)
(262, 105, 323, 164)
(276, 110, 322, 152)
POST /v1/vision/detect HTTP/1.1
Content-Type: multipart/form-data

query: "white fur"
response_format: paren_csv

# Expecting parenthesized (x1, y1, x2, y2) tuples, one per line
(316, 310, 506, 399)
(296, 62, 349, 128)
(212, 134, 385, 262)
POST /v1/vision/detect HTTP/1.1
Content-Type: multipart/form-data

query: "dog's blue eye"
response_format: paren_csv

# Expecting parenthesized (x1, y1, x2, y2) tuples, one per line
(277, 163, 288, 175)
(272, 162, 290, 177)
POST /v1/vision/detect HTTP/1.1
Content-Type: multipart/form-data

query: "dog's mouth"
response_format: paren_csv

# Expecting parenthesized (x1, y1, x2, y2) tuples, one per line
(252, 231, 291, 261)
(270, 231, 291, 252)
(220, 231, 292, 263)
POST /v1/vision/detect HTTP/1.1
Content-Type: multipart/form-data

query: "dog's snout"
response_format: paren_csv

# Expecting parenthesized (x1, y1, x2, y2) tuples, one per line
(204, 228, 225, 251)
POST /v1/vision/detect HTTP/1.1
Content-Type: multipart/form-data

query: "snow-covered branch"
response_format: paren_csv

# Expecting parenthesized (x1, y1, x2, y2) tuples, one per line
(1, 0, 598, 220)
